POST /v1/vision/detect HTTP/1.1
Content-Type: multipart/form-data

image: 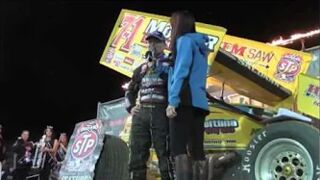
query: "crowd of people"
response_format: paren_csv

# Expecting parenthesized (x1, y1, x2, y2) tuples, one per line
(0, 125, 68, 180)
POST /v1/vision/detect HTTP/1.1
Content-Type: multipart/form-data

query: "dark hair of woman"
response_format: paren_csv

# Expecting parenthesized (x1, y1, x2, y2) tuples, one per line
(43, 126, 57, 142)
(169, 10, 196, 57)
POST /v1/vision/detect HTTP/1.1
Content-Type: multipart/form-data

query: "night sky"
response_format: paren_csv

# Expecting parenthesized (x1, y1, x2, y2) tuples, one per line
(1, 0, 319, 141)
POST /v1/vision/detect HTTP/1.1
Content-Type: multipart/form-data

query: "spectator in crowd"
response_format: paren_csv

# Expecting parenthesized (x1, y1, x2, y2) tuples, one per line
(12, 130, 33, 180)
(40, 126, 59, 180)
(0, 124, 6, 164)
(51, 132, 68, 180)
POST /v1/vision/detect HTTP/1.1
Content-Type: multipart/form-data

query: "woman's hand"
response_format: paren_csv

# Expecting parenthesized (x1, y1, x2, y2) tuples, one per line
(42, 147, 49, 152)
(130, 105, 140, 116)
(166, 105, 177, 119)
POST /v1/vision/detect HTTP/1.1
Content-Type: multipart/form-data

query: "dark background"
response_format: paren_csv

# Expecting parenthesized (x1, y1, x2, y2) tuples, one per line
(0, 0, 319, 142)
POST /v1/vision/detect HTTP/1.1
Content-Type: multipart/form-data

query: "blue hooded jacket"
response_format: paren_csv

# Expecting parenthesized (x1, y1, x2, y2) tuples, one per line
(168, 33, 209, 111)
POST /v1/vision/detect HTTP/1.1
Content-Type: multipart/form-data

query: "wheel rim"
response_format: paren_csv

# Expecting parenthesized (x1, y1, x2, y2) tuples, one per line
(255, 138, 313, 180)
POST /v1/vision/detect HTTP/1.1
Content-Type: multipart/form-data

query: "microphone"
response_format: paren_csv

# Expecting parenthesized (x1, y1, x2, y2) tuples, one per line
(165, 53, 174, 66)
(144, 51, 153, 62)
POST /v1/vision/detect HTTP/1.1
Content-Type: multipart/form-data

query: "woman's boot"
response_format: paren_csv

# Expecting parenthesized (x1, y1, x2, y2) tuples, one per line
(174, 154, 192, 180)
(192, 159, 208, 180)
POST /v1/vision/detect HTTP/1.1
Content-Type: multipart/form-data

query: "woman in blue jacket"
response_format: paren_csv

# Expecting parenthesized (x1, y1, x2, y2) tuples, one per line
(166, 10, 209, 180)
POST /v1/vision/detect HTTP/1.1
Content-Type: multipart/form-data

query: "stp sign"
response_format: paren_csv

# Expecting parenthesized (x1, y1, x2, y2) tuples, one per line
(71, 131, 98, 159)
(275, 54, 302, 82)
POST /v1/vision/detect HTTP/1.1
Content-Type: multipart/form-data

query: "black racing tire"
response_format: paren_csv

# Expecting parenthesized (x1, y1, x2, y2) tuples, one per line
(240, 120, 320, 180)
(94, 135, 129, 180)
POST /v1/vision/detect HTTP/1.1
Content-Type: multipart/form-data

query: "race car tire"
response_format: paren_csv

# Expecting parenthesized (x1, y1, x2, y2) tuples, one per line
(94, 135, 129, 180)
(240, 120, 320, 180)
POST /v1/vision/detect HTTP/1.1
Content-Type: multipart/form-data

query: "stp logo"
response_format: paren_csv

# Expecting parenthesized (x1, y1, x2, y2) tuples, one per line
(71, 131, 98, 159)
(274, 54, 301, 82)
